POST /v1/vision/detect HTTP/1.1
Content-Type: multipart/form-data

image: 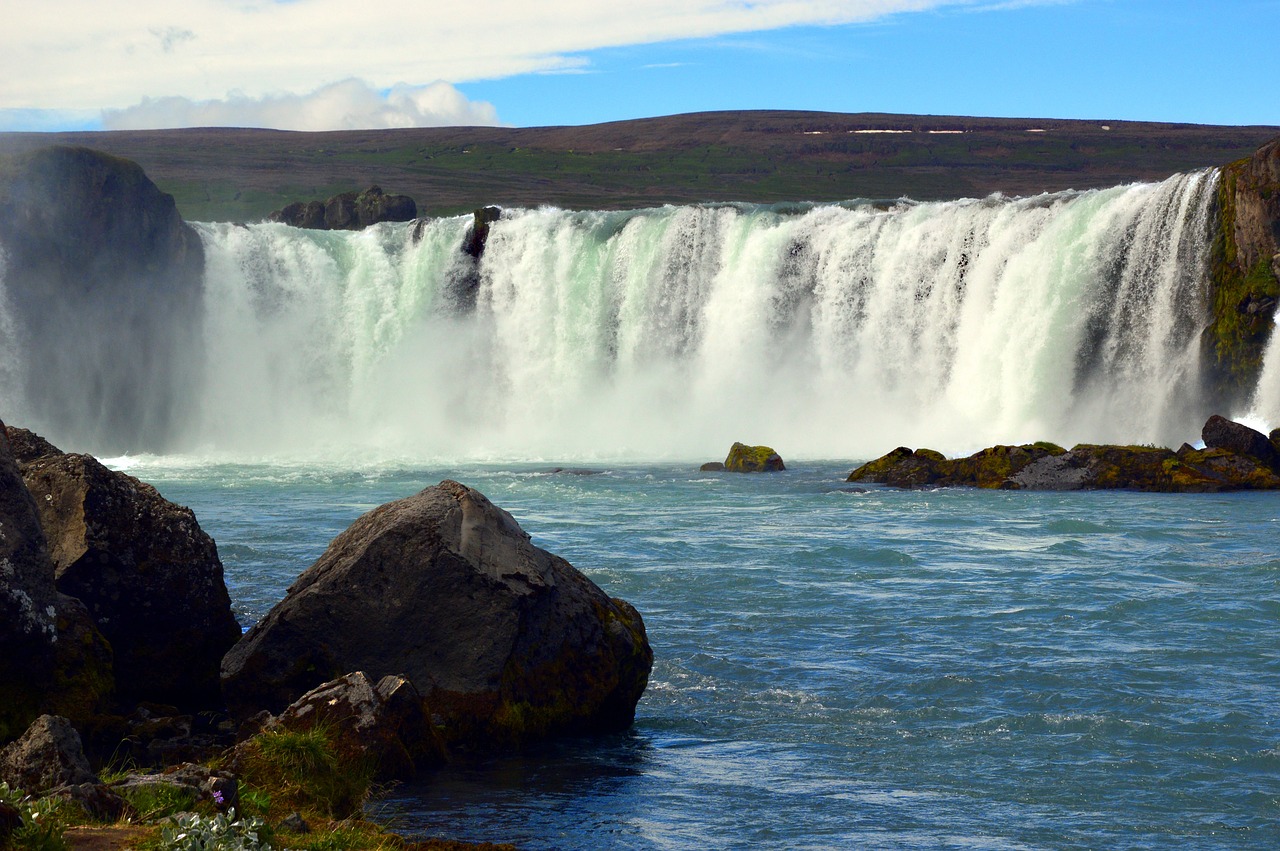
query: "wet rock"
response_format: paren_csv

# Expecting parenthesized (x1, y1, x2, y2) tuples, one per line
(0, 146, 204, 451)
(0, 420, 61, 739)
(19, 450, 240, 710)
(222, 480, 652, 748)
(852, 417, 1280, 492)
(270, 186, 417, 230)
(0, 715, 96, 793)
(723, 442, 786, 472)
(699, 462, 726, 472)
(1201, 414, 1280, 468)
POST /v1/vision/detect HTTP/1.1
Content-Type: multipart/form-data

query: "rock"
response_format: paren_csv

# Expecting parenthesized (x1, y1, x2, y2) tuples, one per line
(112, 763, 238, 813)
(0, 419, 61, 739)
(699, 462, 726, 472)
(270, 671, 436, 780)
(221, 480, 652, 748)
(354, 186, 417, 228)
(852, 418, 1280, 492)
(3, 426, 62, 465)
(0, 802, 19, 844)
(723, 442, 786, 472)
(268, 200, 326, 229)
(272, 187, 416, 231)
(1201, 414, 1280, 468)
(1208, 136, 1280, 398)
(0, 146, 204, 452)
(49, 782, 129, 821)
(19, 450, 240, 710)
(463, 205, 502, 258)
(0, 715, 96, 793)
(281, 812, 310, 834)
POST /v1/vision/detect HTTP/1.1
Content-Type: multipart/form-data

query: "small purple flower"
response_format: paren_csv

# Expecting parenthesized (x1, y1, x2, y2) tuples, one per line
(213, 790, 225, 805)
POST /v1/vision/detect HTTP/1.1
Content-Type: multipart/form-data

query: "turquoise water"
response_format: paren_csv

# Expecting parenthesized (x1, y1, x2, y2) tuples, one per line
(134, 460, 1280, 849)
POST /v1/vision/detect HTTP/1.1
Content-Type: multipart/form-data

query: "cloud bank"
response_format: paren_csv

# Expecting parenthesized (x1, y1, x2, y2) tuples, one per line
(102, 79, 501, 131)
(3, 0, 993, 130)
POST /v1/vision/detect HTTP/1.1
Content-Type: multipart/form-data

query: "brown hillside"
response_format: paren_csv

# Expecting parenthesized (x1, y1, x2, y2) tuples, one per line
(2, 110, 1277, 221)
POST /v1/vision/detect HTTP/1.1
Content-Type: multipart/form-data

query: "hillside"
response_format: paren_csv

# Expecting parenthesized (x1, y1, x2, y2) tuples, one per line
(2, 111, 1277, 221)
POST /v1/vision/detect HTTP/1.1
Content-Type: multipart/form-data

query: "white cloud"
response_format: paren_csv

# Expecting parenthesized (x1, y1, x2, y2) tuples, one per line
(1, 0, 1063, 129)
(102, 79, 501, 131)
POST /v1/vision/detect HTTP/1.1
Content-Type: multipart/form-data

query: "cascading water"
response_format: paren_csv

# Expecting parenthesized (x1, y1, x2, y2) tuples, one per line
(0, 170, 1224, 460)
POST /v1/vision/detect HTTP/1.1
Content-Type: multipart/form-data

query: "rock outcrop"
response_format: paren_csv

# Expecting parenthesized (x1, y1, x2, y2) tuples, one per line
(0, 715, 97, 794)
(222, 480, 652, 747)
(0, 146, 205, 452)
(16, 441, 240, 710)
(1, 422, 114, 740)
(269, 186, 417, 230)
(722, 442, 786, 473)
(849, 416, 1280, 492)
(1209, 136, 1280, 399)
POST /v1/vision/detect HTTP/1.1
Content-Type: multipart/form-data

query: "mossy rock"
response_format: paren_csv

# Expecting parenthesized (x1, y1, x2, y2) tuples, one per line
(724, 442, 786, 473)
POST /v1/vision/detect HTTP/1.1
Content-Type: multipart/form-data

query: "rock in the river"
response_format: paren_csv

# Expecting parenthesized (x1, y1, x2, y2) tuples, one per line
(849, 416, 1280, 492)
(0, 146, 204, 451)
(221, 480, 652, 748)
(18, 447, 240, 710)
(1201, 414, 1280, 468)
(270, 186, 417, 230)
(723, 442, 786, 472)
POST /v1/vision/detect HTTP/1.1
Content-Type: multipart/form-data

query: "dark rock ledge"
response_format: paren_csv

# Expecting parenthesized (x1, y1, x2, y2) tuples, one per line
(848, 415, 1280, 492)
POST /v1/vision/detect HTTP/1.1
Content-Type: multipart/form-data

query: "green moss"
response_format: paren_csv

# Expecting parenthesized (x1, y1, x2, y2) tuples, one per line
(724, 442, 785, 472)
(1208, 159, 1280, 397)
(229, 726, 373, 821)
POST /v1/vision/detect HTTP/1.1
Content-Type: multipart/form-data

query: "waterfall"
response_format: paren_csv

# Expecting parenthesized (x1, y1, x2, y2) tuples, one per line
(1, 170, 1225, 461)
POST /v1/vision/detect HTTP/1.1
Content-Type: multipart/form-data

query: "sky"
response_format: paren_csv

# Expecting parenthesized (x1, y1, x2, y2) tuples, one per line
(1, 0, 1276, 133)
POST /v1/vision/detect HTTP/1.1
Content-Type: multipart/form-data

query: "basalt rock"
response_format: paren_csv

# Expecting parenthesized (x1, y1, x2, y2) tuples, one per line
(18, 446, 240, 710)
(221, 480, 652, 749)
(0, 424, 112, 740)
(0, 146, 204, 451)
(1208, 136, 1280, 399)
(0, 715, 96, 794)
(270, 186, 417, 231)
(723, 442, 786, 473)
(849, 416, 1280, 492)
(0, 420, 61, 739)
(1201, 414, 1280, 469)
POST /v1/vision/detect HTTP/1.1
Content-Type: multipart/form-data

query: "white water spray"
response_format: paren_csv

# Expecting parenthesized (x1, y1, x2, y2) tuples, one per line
(160, 172, 1217, 461)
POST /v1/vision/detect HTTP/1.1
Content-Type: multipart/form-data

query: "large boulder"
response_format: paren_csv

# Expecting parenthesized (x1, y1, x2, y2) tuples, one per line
(0, 419, 61, 739)
(1, 421, 115, 739)
(1201, 414, 1280, 468)
(222, 480, 652, 747)
(0, 146, 204, 452)
(269, 186, 417, 231)
(723, 442, 786, 472)
(18, 443, 240, 710)
(0, 715, 96, 794)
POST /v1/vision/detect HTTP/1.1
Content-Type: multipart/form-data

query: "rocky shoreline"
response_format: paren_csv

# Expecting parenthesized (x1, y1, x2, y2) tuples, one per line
(0, 420, 651, 849)
(848, 415, 1280, 492)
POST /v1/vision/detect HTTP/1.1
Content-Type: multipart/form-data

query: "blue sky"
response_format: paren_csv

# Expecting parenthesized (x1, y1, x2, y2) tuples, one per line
(2, 0, 1277, 132)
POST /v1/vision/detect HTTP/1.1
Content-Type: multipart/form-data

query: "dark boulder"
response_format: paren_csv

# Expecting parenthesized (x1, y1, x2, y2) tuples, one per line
(1201, 414, 1280, 468)
(221, 480, 652, 747)
(463, 205, 502, 258)
(354, 186, 417, 228)
(18, 450, 240, 710)
(3, 426, 61, 465)
(723, 442, 786, 472)
(0, 146, 204, 452)
(699, 462, 726, 472)
(271, 186, 417, 231)
(0, 715, 96, 793)
(0, 420, 61, 739)
(267, 671, 439, 781)
(268, 200, 326, 229)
